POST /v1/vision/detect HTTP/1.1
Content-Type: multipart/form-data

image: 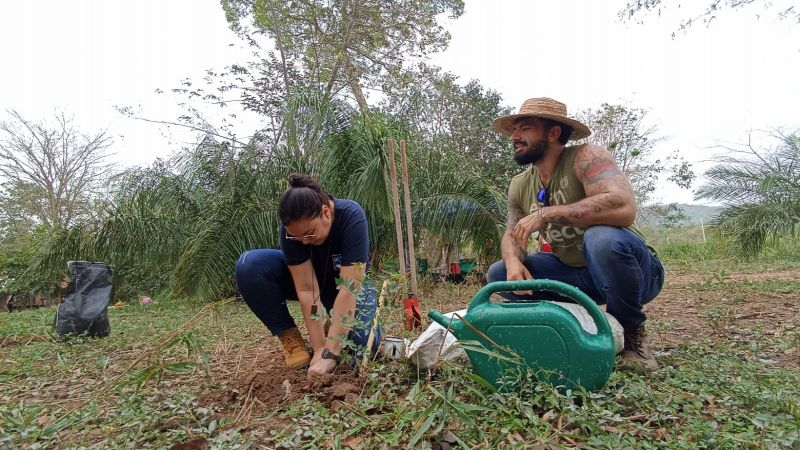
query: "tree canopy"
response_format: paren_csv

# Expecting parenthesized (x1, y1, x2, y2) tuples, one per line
(620, 0, 800, 35)
(0, 110, 113, 229)
(220, 0, 465, 113)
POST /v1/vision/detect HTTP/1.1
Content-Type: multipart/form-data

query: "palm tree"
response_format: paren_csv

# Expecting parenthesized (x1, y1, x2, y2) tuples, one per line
(26, 93, 506, 300)
(319, 111, 505, 269)
(318, 111, 407, 258)
(695, 131, 800, 256)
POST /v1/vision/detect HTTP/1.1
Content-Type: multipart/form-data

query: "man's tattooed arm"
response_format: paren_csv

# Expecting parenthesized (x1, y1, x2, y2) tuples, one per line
(542, 144, 637, 228)
(502, 196, 528, 263)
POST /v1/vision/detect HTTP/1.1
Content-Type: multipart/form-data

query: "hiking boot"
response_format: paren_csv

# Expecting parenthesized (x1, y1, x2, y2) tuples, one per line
(618, 325, 658, 372)
(277, 327, 311, 368)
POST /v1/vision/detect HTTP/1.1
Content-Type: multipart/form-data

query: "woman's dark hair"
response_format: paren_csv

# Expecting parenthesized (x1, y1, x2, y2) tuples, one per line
(278, 173, 331, 225)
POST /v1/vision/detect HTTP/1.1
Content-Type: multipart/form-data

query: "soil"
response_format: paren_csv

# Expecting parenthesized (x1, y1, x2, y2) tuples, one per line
(0, 334, 51, 348)
(168, 438, 207, 450)
(647, 268, 800, 367)
(669, 267, 800, 285)
(200, 344, 364, 416)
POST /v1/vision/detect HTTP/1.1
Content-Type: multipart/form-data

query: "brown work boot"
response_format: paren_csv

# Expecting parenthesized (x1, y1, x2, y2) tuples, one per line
(618, 325, 658, 372)
(277, 327, 311, 368)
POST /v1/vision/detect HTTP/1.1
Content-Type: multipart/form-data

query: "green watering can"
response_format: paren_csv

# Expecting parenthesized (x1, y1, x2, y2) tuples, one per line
(428, 279, 615, 392)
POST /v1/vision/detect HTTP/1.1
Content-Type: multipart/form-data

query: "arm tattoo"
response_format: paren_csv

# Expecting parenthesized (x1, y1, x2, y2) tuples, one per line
(575, 147, 628, 191)
(583, 160, 620, 184)
(542, 146, 635, 227)
(548, 194, 626, 226)
(505, 198, 528, 261)
(506, 198, 524, 233)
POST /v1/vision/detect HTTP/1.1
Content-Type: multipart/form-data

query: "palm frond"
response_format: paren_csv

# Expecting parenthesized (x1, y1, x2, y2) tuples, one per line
(715, 201, 800, 256)
(696, 131, 800, 257)
(412, 148, 505, 255)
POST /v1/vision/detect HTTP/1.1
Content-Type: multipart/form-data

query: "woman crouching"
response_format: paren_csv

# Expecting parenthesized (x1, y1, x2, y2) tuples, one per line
(235, 174, 379, 377)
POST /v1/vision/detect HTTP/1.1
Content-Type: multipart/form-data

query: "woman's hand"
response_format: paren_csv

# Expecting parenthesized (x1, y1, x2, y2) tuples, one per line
(307, 355, 337, 378)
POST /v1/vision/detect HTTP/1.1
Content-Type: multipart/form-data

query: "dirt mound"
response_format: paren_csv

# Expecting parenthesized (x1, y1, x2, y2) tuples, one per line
(201, 343, 364, 414)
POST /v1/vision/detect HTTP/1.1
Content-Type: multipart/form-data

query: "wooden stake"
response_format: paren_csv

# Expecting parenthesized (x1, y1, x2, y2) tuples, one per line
(399, 140, 419, 297)
(362, 280, 388, 369)
(386, 139, 407, 283)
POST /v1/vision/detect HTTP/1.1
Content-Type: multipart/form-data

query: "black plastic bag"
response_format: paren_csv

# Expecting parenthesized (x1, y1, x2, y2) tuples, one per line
(54, 261, 112, 338)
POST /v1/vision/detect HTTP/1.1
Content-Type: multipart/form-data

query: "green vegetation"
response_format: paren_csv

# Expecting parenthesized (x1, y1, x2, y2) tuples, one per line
(20, 97, 504, 302)
(696, 132, 800, 257)
(2, 244, 799, 449)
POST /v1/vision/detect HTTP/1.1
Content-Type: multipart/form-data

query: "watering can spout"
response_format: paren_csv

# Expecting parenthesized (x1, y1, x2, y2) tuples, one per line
(427, 310, 465, 339)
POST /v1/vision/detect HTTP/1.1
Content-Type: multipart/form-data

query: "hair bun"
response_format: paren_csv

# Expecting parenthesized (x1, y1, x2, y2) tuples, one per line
(279, 173, 329, 224)
(288, 173, 322, 191)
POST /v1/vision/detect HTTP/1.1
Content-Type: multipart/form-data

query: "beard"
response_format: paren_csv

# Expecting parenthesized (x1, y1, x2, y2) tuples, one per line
(513, 137, 548, 166)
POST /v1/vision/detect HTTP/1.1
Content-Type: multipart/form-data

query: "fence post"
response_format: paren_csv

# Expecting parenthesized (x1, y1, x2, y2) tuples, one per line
(701, 217, 707, 244)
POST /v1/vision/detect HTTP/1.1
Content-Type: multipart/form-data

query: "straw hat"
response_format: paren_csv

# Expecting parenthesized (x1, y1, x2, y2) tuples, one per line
(493, 97, 591, 141)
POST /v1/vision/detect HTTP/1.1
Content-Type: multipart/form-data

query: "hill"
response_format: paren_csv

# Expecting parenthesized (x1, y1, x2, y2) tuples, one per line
(640, 203, 722, 227)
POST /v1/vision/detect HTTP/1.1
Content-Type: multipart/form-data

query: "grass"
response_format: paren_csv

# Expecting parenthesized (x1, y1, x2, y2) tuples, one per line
(1, 243, 800, 449)
(651, 229, 800, 275)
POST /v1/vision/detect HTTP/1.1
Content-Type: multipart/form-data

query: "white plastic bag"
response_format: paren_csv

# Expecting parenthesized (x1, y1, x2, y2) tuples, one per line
(407, 309, 469, 369)
(549, 302, 625, 354)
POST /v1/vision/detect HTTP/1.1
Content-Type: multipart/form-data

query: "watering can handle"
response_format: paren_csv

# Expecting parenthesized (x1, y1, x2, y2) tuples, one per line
(468, 280, 613, 337)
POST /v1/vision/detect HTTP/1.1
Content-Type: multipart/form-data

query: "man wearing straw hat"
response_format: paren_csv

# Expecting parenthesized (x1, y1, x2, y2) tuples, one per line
(487, 97, 664, 371)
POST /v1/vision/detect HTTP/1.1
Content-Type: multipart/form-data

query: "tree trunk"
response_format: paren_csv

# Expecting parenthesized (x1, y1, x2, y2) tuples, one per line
(344, 54, 369, 114)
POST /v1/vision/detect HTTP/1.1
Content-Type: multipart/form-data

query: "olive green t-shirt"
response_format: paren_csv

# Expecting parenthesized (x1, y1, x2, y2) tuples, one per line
(508, 145, 648, 268)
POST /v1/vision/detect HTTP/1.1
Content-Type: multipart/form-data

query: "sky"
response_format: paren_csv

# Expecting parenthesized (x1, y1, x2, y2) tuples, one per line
(1, 0, 799, 204)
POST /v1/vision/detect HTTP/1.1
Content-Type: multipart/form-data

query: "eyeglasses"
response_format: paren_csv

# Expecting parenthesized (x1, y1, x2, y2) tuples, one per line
(285, 218, 320, 242)
(537, 187, 549, 207)
(285, 231, 315, 241)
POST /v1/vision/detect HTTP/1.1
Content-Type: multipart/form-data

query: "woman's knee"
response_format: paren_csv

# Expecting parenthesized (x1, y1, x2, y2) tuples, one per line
(235, 249, 286, 281)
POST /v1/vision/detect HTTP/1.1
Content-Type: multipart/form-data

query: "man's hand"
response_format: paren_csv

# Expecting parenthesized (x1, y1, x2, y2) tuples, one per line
(506, 261, 534, 295)
(507, 262, 533, 281)
(513, 211, 544, 244)
(307, 356, 337, 379)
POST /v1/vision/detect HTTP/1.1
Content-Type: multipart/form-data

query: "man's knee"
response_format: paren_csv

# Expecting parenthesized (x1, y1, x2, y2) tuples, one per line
(487, 260, 506, 282)
(583, 226, 635, 260)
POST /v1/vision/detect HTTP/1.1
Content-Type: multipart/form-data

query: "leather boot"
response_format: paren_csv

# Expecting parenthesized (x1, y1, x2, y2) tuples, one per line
(277, 327, 311, 368)
(618, 325, 658, 372)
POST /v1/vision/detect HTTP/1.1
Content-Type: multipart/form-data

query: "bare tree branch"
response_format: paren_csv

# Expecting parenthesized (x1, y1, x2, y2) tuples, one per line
(0, 110, 114, 228)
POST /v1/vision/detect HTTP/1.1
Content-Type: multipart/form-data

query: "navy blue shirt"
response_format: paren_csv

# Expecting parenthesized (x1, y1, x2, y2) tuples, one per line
(280, 198, 370, 296)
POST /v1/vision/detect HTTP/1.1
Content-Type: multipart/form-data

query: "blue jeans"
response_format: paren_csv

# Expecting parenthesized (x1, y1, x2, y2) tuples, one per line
(234, 249, 380, 349)
(487, 226, 664, 330)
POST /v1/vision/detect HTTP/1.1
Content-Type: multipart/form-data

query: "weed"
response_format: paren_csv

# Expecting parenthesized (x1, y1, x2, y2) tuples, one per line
(704, 267, 731, 286)
(703, 306, 736, 334)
